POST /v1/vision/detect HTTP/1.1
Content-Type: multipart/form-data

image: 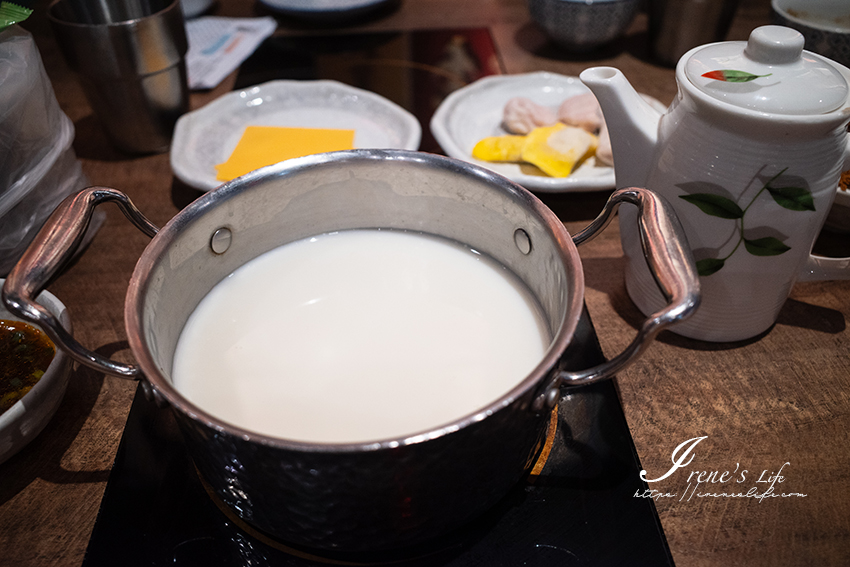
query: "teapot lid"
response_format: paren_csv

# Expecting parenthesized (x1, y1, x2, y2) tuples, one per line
(685, 25, 848, 115)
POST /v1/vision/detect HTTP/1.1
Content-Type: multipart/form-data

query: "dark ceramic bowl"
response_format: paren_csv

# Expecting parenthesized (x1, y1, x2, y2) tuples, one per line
(528, 0, 641, 52)
(771, 0, 850, 67)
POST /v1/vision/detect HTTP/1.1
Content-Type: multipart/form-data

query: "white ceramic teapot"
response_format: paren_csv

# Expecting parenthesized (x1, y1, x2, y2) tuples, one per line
(580, 25, 850, 342)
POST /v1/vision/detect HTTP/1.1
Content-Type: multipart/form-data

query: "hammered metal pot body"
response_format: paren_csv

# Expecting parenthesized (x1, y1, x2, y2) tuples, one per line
(124, 150, 585, 550)
(176, 385, 550, 549)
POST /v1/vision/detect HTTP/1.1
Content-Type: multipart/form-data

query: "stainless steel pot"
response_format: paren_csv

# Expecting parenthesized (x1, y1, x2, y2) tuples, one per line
(2, 150, 698, 551)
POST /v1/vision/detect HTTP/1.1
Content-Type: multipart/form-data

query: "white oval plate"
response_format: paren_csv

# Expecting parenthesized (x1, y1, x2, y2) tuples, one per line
(257, 0, 392, 17)
(171, 80, 422, 192)
(431, 72, 665, 193)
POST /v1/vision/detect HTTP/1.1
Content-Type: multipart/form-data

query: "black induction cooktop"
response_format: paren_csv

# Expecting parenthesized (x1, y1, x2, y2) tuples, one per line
(81, 304, 673, 566)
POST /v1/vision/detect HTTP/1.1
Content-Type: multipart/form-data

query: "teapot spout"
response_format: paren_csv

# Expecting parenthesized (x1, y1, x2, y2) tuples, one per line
(580, 67, 662, 189)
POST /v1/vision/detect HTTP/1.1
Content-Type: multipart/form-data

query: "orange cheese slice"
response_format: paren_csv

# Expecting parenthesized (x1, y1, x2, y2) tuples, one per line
(215, 126, 355, 181)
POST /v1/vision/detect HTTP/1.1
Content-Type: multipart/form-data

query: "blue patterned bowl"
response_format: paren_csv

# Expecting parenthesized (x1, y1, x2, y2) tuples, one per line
(528, 0, 641, 52)
(771, 0, 850, 68)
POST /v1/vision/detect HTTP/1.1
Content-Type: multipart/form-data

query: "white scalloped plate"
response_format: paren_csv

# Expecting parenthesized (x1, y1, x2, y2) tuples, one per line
(431, 72, 665, 193)
(171, 80, 421, 192)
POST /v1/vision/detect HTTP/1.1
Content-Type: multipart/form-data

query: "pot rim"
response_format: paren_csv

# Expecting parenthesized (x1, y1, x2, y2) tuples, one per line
(125, 149, 585, 453)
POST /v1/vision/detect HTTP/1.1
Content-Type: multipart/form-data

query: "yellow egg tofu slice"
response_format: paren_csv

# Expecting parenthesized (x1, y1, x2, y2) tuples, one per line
(215, 126, 355, 182)
(521, 123, 598, 178)
(471, 135, 526, 163)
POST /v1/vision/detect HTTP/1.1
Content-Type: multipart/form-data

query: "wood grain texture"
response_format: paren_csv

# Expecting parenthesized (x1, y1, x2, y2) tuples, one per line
(2, 0, 849, 565)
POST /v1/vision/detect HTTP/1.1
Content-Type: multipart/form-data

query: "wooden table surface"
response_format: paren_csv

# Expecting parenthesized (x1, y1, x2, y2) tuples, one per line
(3, 0, 850, 565)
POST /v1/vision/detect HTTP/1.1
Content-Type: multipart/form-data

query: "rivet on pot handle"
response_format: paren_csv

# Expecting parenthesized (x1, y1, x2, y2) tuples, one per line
(2, 187, 159, 379)
(535, 187, 700, 409)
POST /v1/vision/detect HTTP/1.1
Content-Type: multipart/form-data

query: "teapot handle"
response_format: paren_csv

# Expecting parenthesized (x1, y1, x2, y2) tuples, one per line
(548, 187, 700, 396)
(2, 187, 158, 379)
(798, 137, 850, 282)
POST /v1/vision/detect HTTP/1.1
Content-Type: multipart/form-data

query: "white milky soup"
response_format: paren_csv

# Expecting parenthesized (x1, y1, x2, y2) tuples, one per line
(172, 229, 550, 443)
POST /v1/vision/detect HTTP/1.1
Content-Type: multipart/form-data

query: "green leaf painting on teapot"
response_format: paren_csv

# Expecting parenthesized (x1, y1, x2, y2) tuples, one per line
(701, 69, 772, 83)
(677, 167, 815, 277)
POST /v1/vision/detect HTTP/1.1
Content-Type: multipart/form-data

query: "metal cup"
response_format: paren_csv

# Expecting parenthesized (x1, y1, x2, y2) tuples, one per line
(648, 0, 740, 67)
(48, 0, 189, 154)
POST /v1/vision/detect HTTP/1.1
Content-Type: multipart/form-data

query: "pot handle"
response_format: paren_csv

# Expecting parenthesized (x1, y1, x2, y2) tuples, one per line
(2, 187, 158, 379)
(542, 187, 700, 401)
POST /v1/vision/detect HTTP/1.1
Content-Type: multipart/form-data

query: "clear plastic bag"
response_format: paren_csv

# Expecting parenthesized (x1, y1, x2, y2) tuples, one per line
(0, 25, 90, 275)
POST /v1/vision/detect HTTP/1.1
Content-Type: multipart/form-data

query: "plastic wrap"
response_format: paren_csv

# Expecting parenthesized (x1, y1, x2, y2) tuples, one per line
(0, 25, 90, 275)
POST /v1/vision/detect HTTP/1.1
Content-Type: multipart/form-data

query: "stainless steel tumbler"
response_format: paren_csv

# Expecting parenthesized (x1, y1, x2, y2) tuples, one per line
(48, 0, 189, 154)
(648, 0, 740, 67)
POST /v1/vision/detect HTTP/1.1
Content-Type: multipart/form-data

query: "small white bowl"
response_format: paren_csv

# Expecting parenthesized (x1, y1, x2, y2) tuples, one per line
(771, 0, 850, 67)
(0, 280, 72, 465)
